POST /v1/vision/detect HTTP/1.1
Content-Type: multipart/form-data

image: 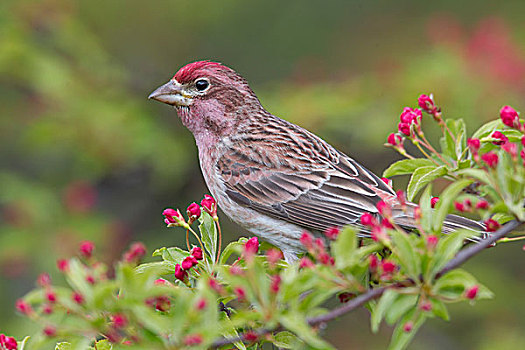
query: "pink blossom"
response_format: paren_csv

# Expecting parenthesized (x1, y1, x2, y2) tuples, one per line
(174, 264, 187, 281)
(500, 105, 519, 128)
(481, 152, 499, 168)
(79, 240, 95, 258)
(186, 202, 201, 220)
(387, 133, 402, 146)
(467, 138, 481, 153)
(191, 247, 203, 260)
(418, 94, 436, 114)
(200, 194, 217, 217)
(324, 226, 340, 240)
(465, 285, 479, 299)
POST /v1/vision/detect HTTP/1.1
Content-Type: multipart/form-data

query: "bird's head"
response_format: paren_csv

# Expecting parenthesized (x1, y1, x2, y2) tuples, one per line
(149, 61, 260, 137)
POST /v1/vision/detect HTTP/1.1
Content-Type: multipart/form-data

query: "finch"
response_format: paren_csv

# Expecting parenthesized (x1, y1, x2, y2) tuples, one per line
(149, 60, 485, 262)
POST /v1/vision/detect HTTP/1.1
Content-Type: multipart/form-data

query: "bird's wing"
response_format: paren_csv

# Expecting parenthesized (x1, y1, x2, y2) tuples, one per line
(216, 118, 397, 232)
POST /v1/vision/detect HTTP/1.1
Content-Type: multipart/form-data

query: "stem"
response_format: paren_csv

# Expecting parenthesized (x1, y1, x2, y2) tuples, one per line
(418, 133, 452, 167)
(214, 217, 222, 265)
(187, 226, 205, 254)
(413, 139, 440, 165)
(185, 230, 191, 252)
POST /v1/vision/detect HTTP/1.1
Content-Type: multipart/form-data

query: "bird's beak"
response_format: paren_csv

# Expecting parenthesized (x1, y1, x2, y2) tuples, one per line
(148, 80, 192, 106)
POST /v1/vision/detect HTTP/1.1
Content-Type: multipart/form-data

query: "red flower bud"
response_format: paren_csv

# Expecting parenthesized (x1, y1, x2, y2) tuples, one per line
(387, 133, 402, 146)
(2, 335, 18, 350)
(72, 291, 84, 305)
(15, 299, 32, 315)
(398, 122, 411, 136)
(381, 260, 396, 274)
(418, 94, 436, 113)
(500, 105, 519, 128)
(484, 218, 500, 232)
(200, 194, 217, 217)
(184, 334, 203, 346)
(111, 313, 128, 329)
(454, 201, 465, 212)
(299, 257, 314, 269)
(79, 240, 95, 258)
(42, 304, 53, 314)
(420, 301, 432, 311)
(475, 200, 489, 210)
(191, 247, 203, 260)
(300, 232, 314, 249)
(37, 273, 51, 287)
(230, 265, 243, 275)
(396, 190, 406, 206)
(481, 152, 499, 168)
(360, 213, 375, 226)
(338, 292, 355, 303)
(208, 278, 223, 294)
(317, 252, 333, 265)
(324, 226, 340, 240)
(376, 200, 391, 217)
(399, 107, 422, 124)
(426, 235, 439, 249)
(381, 177, 392, 187)
(195, 298, 207, 310)
(181, 256, 198, 270)
(266, 248, 283, 266)
(43, 326, 56, 337)
(244, 237, 259, 257)
(369, 254, 378, 271)
(234, 286, 246, 301)
(86, 275, 96, 285)
(430, 197, 439, 208)
(467, 138, 481, 153)
(186, 202, 201, 221)
(57, 259, 69, 272)
(174, 264, 187, 281)
(403, 321, 413, 333)
(465, 285, 479, 299)
(124, 242, 147, 263)
(502, 142, 518, 158)
(45, 291, 57, 304)
(270, 275, 281, 293)
(491, 131, 508, 145)
(522, 135, 525, 147)
(162, 208, 184, 225)
(244, 331, 258, 342)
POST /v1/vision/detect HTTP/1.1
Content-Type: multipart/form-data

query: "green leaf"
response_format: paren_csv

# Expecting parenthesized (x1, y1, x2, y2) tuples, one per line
(371, 289, 399, 333)
(407, 165, 447, 201)
(383, 158, 436, 177)
(135, 261, 175, 275)
(273, 331, 303, 349)
(198, 212, 218, 263)
(219, 238, 247, 264)
(425, 230, 470, 281)
(19, 336, 30, 350)
(92, 339, 112, 350)
(439, 118, 466, 160)
(433, 269, 493, 300)
(457, 168, 491, 185)
(471, 119, 502, 139)
(55, 343, 71, 350)
(390, 231, 420, 279)
(388, 311, 426, 350)
(419, 185, 433, 233)
(332, 226, 357, 269)
(429, 298, 450, 321)
(280, 313, 335, 349)
(432, 179, 473, 234)
(385, 294, 418, 325)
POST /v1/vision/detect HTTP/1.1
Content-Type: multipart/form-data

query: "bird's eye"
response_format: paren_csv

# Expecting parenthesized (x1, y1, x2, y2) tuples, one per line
(195, 79, 210, 91)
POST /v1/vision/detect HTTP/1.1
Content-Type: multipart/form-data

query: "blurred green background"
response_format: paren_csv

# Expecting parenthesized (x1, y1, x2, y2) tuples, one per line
(1, 0, 524, 348)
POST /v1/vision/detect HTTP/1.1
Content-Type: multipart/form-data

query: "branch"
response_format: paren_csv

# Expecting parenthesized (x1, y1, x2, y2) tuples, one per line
(211, 220, 521, 348)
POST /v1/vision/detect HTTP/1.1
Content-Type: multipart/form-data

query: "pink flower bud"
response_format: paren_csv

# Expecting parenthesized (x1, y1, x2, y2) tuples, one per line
(15, 299, 32, 315)
(208, 278, 223, 294)
(300, 232, 314, 249)
(381, 177, 392, 186)
(111, 313, 128, 329)
(398, 122, 411, 136)
(403, 321, 413, 333)
(174, 264, 187, 281)
(317, 252, 333, 266)
(244, 331, 258, 342)
(454, 201, 465, 212)
(413, 206, 422, 221)
(522, 135, 525, 147)
(426, 235, 439, 249)
(154, 278, 170, 286)
(244, 237, 259, 257)
(42, 304, 53, 314)
(45, 291, 57, 304)
(195, 298, 207, 310)
(369, 254, 378, 271)
(86, 275, 96, 285)
(37, 273, 51, 287)
(162, 208, 183, 224)
(396, 190, 406, 206)
(181, 256, 198, 270)
(200, 194, 217, 217)
(484, 218, 500, 232)
(491, 131, 508, 145)
(475, 200, 489, 210)
(481, 152, 499, 168)
(234, 286, 246, 301)
(79, 240, 95, 258)
(381, 260, 396, 274)
(191, 247, 203, 260)
(502, 142, 517, 158)
(184, 334, 203, 346)
(465, 285, 479, 299)
(500, 105, 519, 128)
(430, 197, 439, 208)
(376, 200, 391, 216)
(124, 242, 147, 263)
(2, 335, 18, 350)
(299, 257, 314, 269)
(418, 94, 436, 113)
(72, 291, 84, 305)
(186, 202, 201, 220)
(360, 213, 375, 226)
(43, 326, 56, 337)
(266, 248, 283, 266)
(324, 226, 340, 240)
(387, 133, 402, 146)
(57, 259, 69, 272)
(270, 275, 281, 293)
(230, 265, 243, 275)
(467, 138, 481, 153)
(371, 225, 386, 242)
(420, 301, 432, 311)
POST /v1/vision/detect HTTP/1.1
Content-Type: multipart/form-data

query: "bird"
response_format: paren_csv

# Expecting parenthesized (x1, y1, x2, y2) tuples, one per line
(149, 60, 485, 262)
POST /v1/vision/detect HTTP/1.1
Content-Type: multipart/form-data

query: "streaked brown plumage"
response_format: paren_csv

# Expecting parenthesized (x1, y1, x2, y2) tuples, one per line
(149, 61, 485, 261)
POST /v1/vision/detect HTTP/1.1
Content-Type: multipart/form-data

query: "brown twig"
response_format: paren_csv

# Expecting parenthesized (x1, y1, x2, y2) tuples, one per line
(211, 220, 521, 348)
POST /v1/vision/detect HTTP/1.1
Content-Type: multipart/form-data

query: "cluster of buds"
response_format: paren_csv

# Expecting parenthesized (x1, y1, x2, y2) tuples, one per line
(243, 237, 259, 262)
(200, 194, 217, 219)
(484, 218, 500, 232)
(368, 253, 398, 281)
(418, 94, 441, 121)
(163, 195, 217, 227)
(300, 232, 334, 266)
(500, 106, 522, 131)
(174, 247, 203, 282)
(359, 201, 394, 244)
(122, 242, 147, 263)
(0, 334, 18, 350)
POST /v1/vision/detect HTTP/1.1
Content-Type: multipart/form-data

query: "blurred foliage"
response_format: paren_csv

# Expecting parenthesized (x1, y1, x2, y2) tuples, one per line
(1, 0, 525, 349)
